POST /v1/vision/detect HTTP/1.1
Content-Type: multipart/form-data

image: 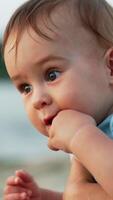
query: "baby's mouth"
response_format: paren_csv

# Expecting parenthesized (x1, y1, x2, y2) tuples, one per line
(44, 117, 53, 126)
(44, 114, 57, 128)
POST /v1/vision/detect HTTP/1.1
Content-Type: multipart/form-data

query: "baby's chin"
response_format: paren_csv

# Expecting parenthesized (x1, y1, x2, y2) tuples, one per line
(37, 126, 49, 137)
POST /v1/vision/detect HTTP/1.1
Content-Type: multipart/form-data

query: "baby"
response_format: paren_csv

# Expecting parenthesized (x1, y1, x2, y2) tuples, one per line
(3, 0, 113, 199)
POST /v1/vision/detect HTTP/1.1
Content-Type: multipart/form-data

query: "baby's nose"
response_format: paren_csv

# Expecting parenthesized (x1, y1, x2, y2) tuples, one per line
(32, 90, 52, 110)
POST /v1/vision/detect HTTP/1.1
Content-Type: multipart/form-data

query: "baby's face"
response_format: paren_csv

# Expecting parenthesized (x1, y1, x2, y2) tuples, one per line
(4, 22, 110, 136)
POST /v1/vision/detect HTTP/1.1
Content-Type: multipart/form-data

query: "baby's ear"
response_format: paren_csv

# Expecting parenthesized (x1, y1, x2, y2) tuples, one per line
(105, 47, 113, 84)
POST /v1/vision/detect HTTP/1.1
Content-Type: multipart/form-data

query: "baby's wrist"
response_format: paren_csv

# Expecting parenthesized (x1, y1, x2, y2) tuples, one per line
(69, 123, 97, 154)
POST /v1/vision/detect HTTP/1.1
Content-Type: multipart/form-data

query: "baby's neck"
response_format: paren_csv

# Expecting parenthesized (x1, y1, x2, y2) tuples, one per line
(107, 105, 113, 116)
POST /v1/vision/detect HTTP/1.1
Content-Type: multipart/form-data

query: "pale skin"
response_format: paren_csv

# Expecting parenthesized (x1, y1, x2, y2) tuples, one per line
(3, 4, 113, 200)
(48, 110, 113, 199)
(64, 156, 113, 200)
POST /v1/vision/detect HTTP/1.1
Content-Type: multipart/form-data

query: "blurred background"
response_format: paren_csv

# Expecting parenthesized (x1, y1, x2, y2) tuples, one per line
(0, 0, 113, 198)
(0, 0, 69, 198)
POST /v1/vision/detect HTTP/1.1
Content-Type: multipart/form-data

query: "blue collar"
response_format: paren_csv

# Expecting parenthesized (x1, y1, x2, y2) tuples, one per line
(98, 114, 113, 138)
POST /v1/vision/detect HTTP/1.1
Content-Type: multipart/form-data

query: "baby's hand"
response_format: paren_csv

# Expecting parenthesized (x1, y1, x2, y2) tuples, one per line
(3, 169, 41, 200)
(48, 110, 96, 153)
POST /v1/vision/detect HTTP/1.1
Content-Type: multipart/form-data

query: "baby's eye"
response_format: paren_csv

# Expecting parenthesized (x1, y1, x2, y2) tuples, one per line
(18, 84, 32, 95)
(45, 69, 61, 82)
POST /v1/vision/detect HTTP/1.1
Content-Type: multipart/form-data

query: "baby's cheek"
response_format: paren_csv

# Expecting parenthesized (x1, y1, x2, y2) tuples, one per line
(31, 117, 47, 136)
(25, 105, 48, 136)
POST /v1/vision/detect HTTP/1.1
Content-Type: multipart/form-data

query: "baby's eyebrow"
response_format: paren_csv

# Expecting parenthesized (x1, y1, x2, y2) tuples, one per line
(36, 55, 67, 66)
(11, 55, 68, 81)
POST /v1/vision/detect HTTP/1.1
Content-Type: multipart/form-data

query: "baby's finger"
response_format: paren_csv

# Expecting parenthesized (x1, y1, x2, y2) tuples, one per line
(4, 185, 32, 196)
(15, 169, 34, 183)
(6, 176, 25, 186)
(4, 192, 30, 200)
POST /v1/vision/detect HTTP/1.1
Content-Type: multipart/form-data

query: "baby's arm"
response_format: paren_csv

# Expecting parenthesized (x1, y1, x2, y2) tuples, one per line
(48, 110, 113, 198)
(3, 170, 62, 200)
(70, 124, 113, 198)
(64, 157, 112, 200)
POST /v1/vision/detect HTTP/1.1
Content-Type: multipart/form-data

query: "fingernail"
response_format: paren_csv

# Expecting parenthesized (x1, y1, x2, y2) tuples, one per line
(15, 177, 20, 184)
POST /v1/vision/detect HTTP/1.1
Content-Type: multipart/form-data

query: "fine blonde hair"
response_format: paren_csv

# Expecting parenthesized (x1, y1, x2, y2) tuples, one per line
(3, 0, 113, 53)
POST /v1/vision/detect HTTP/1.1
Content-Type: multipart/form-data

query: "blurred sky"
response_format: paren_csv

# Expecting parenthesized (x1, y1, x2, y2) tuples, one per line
(0, 0, 26, 38)
(0, 0, 113, 38)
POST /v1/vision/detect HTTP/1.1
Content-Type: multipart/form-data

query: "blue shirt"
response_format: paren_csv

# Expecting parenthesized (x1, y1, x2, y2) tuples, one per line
(98, 114, 113, 139)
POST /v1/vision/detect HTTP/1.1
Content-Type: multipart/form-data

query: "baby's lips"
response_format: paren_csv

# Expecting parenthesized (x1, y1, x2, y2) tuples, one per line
(44, 111, 59, 127)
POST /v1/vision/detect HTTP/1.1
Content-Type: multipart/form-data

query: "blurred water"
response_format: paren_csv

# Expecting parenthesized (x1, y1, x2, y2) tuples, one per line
(0, 81, 66, 163)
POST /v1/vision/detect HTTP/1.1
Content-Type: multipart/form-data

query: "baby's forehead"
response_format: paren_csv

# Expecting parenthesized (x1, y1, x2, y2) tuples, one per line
(8, 1, 81, 46)
(5, 1, 99, 60)
(37, 1, 82, 40)
(5, 22, 98, 63)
